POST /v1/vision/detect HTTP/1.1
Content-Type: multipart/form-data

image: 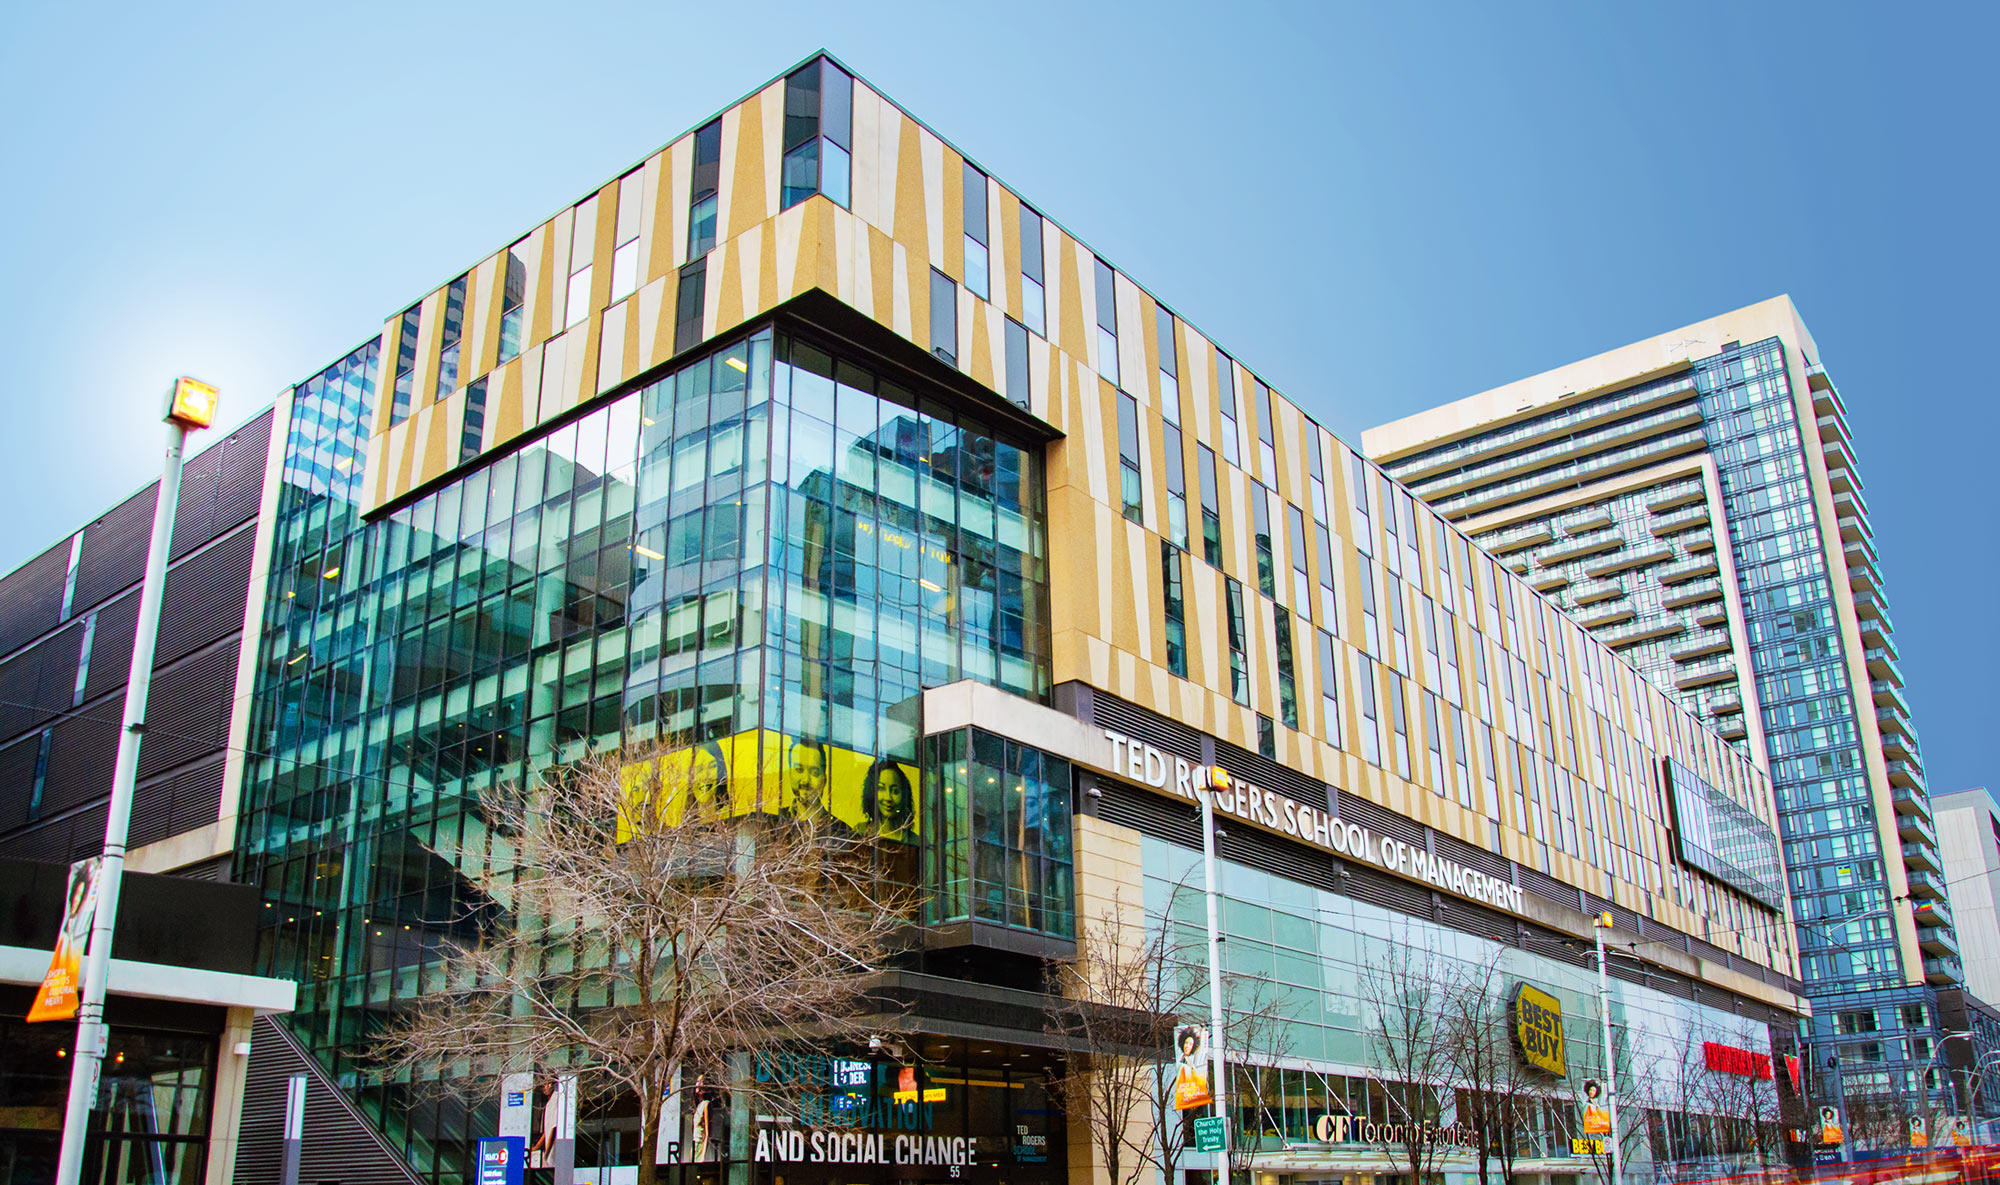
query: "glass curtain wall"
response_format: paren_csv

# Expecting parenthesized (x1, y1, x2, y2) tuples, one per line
(237, 325, 1053, 1181)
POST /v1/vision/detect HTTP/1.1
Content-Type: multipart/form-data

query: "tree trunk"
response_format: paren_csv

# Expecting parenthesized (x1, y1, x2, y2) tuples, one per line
(636, 1082, 660, 1185)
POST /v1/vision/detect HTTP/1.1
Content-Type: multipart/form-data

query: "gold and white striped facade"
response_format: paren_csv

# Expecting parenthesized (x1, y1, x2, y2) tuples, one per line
(353, 53, 1798, 997)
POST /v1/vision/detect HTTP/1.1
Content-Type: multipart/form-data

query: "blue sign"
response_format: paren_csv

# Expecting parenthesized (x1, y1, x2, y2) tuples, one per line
(478, 1136, 526, 1185)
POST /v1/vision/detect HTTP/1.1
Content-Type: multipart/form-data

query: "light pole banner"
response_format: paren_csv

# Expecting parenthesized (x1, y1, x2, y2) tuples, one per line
(497, 1072, 534, 1138)
(1173, 1024, 1212, 1109)
(26, 858, 104, 1023)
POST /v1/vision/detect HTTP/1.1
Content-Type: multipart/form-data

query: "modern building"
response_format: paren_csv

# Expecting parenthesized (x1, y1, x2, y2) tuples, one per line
(2, 53, 1813, 1185)
(0, 412, 298, 1182)
(1362, 298, 1954, 1135)
(1937, 789, 2000, 1005)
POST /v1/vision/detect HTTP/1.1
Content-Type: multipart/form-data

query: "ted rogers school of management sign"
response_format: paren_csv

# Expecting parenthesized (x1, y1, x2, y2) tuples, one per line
(1099, 729, 1526, 914)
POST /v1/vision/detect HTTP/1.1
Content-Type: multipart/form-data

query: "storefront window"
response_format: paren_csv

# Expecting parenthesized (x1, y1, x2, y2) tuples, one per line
(0, 1015, 215, 1184)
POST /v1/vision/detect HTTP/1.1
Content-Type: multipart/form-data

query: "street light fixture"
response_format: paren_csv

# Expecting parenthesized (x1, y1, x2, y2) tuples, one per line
(53, 378, 218, 1185)
(1591, 911, 1621, 1185)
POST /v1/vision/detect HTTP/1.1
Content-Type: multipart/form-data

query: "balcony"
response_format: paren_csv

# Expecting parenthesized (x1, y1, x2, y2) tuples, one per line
(1571, 578, 1627, 606)
(1717, 717, 1748, 741)
(1671, 632, 1734, 663)
(1651, 506, 1710, 536)
(1434, 426, 1710, 517)
(1872, 681, 1909, 713)
(1845, 535, 1881, 571)
(1658, 554, 1721, 584)
(1883, 729, 1918, 762)
(1850, 560, 1880, 593)
(1904, 841, 1943, 874)
(1859, 617, 1891, 653)
(1877, 701, 1915, 738)
(1676, 657, 1738, 690)
(1898, 809, 1936, 845)
(1866, 646, 1902, 681)
(1695, 604, 1730, 628)
(1924, 956, 1964, 987)
(1708, 689, 1743, 716)
(1585, 543, 1676, 578)
(1418, 408, 1705, 507)
(1682, 528, 1716, 554)
(1387, 374, 1700, 483)
(1478, 520, 1554, 555)
(1503, 554, 1532, 575)
(1560, 507, 1616, 533)
(1887, 759, 1924, 789)
(1818, 409, 1851, 445)
(1908, 870, 1948, 901)
(1852, 589, 1893, 626)
(1540, 528, 1626, 565)
(1824, 434, 1858, 473)
(1919, 926, 1961, 959)
(1832, 486, 1870, 523)
(1600, 616, 1686, 649)
(1893, 785, 1933, 819)
(1528, 569, 1570, 593)
(1912, 897, 1952, 930)
(1661, 577, 1724, 608)
(1577, 602, 1637, 630)
(1648, 483, 1706, 514)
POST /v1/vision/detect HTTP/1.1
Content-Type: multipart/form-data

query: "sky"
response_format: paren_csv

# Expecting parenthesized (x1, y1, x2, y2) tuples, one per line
(1, 2, 1992, 795)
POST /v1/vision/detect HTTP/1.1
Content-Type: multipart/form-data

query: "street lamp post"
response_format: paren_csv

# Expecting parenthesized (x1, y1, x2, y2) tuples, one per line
(1198, 766, 1231, 1185)
(53, 377, 218, 1185)
(1591, 912, 1621, 1185)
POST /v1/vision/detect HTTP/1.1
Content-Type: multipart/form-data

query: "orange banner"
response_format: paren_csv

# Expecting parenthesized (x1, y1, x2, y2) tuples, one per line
(27, 858, 103, 1023)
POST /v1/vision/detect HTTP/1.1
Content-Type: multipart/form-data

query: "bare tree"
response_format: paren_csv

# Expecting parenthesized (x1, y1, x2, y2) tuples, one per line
(1557, 1016, 1661, 1185)
(1439, 960, 1549, 1185)
(371, 741, 911, 1185)
(1359, 928, 1462, 1185)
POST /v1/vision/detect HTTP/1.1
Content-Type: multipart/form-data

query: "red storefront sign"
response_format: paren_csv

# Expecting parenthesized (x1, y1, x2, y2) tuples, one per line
(1704, 1041, 1774, 1079)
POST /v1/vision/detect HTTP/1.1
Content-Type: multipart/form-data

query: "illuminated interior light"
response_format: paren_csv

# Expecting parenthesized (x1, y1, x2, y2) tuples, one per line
(725, 356, 748, 372)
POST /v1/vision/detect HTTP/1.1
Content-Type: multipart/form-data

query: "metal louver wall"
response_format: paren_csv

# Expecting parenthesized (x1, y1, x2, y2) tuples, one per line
(236, 1014, 423, 1185)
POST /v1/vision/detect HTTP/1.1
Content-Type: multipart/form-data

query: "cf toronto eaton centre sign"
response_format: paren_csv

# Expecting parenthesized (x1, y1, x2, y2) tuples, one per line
(1100, 730, 1527, 914)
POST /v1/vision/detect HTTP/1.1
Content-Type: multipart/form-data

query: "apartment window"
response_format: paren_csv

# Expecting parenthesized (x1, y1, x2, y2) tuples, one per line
(1156, 308, 1180, 424)
(1419, 595, 1441, 686)
(1274, 610, 1299, 730)
(1349, 450, 1371, 553)
(1224, 577, 1250, 706)
(1378, 473, 1400, 575)
(1433, 519, 1456, 613)
(1386, 576, 1410, 674)
(435, 274, 467, 400)
(1117, 392, 1143, 523)
(1316, 629, 1342, 746)
(1425, 693, 1445, 796)
(1093, 257, 1119, 385)
(1389, 673, 1412, 780)
(1197, 445, 1222, 566)
(781, 58, 853, 209)
(1257, 715, 1276, 761)
(1019, 205, 1047, 336)
(688, 117, 723, 256)
(1308, 433, 1329, 523)
(1163, 421, 1189, 549)
(460, 378, 488, 463)
(1440, 608, 1460, 700)
(1287, 505, 1311, 614)
(930, 269, 958, 365)
(1356, 654, 1383, 766)
(1004, 317, 1030, 408)
(390, 303, 420, 426)
(1398, 489, 1420, 573)
(1255, 380, 1277, 483)
(1250, 486, 1276, 598)
(962, 161, 990, 299)
(498, 241, 528, 363)
(674, 260, 707, 354)
(1162, 541, 1187, 678)
(610, 170, 643, 303)
(1357, 556, 1380, 657)
(1452, 706, 1474, 807)
(1315, 522, 1338, 627)
(1480, 722, 1499, 816)
(1216, 355, 1240, 466)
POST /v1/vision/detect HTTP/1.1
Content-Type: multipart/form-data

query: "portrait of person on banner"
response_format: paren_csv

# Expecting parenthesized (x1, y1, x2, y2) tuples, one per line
(1173, 1024, 1212, 1110)
(26, 857, 103, 1024)
(1581, 1078, 1610, 1135)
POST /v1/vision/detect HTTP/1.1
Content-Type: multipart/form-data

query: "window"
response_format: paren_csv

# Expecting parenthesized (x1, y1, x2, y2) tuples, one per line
(1378, 473, 1399, 575)
(1117, 392, 1143, 523)
(435, 274, 467, 400)
(1004, 317, 1030, 408)
(1357, 557, 1380, 657)
(1093, 257, 1119, 385)
(1424, 692, 1444, 795)
(1163, 422, 1189, 549)
(962, 161, 990, 299)
(1389, 673, 1412, 780)
(609, 169, 643, 303)
(1274, 610, 1299, 730)
(688, 117, 722, 256)
(930, 269, 958, 365)
(1386, 576, 1409, 674)
(1156, 308, 1180, 424)
(1356, 654, 1382, 766)
(1216, 355, 1240, 466)
(1419, 595, 1441, 686)
(498, 241, 528, 363)
(1315, 522, 1338, 627)
(674, 260, 707, 354)
(1257, 714, 1276, 760)
(1452, 706, 1473, 807)
(1162, 541, 1187, 678)
(1255, 379, 1277, 483)
(1250, 486, 1276, 597)
(1019, 205, 1047, 335)
(1224, 577, 1250, 706)
(781, 58, 853, 209)
(1197, 445, 1222, 566)
(1349, 450, 1371, 553)
(1308, 433, 1329, 523)
(1316, 630, 1342, 746)
(460, 378, 488, 463)
(390, 303, 420, 426)
(1288, 505, 1311, 614)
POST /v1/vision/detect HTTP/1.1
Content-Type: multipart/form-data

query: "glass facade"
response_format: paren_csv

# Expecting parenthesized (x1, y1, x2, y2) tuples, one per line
(237, 323, 1054, 1181)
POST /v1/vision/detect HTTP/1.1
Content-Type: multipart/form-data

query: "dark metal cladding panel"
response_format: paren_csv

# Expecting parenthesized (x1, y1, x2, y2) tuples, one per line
(215, 408, 275, 527)
(1214, 737, 1329, 809)
(37, 713, 119, 817)
(82, 590, 140, 704)
(1089, 692, 1203, 762)
(236, 1014, 425, 1185)
(128, 754, 227, 849)
(0, 620, 78, 749)
(168, 441, 224, 561)
(1517, 864, 1576, 910)
(1336, 789, 1425, 846)
(134, 639, 237, 781)
(73, 485, 157, 613)
(1432, 829, 1511, 881)
(0, 543, 70, 657)
(0, 733, 40, 829)
(155, 524, 254, 667)
(1343, 861, 1432, 917)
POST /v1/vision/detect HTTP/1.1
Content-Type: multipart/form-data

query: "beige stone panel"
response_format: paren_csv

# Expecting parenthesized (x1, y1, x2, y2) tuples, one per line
(1188, 563, 1222, 699)
(572, 192, 602, 275)
(635, 274, 666, 368)
(939, 140, 962, 279)
(561, 317, 594, 419)
(888, 239, 912, 341)
(1123, 519, 1153, 666)
(662, 134, 692, 274)
(410, 289, 444, 426)
(984, 176, 1009, 320)
(701, 239, 726, 344)
(774, 201, 807, 301)
(1183, 328, 1214, 441)
(489, 356, 525, 450)
(998, 190, 1023, 317)
(519, 339, 547, 429)
(919, 127, 946, 268)
(903, 238, 931, 352)
(829, 203, 857, 309)
(803, 200, 838, 306)
(721, 82, 774, 244)
(597, 301, 629, 394)
(363, 430, 389, 510)
(1076, 366, 1111, 507)
(966, 297, 996, 392)
(848, 81, 887, 229)
(636, 150, 667, 282)
(1028, 331, 1053, 423)
(1114, 272, 1148, 398)
(891, 116, 927, 268)
(547, 207, 575, 331)
(1070, 239, 1099, 375)
(465, 251, 499, 378)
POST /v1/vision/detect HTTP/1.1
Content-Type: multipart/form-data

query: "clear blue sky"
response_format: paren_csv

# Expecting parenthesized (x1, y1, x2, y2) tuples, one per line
(2, 2, 1991, 795)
